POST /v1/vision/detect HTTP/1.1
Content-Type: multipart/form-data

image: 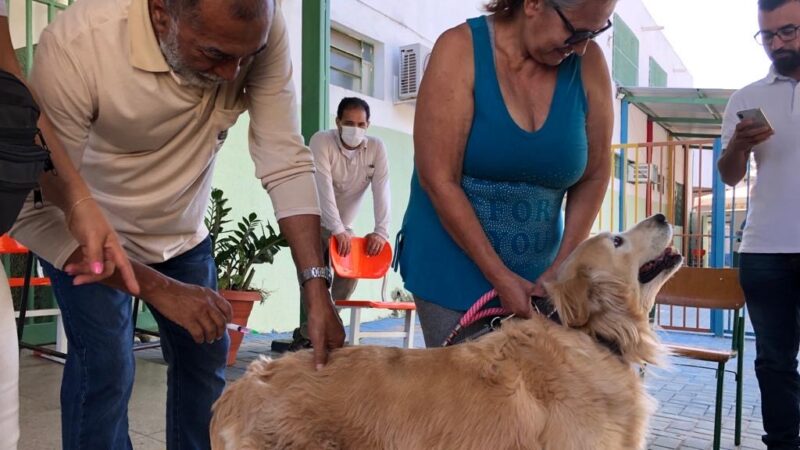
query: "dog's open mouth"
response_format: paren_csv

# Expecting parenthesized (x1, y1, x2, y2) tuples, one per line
(639, 247, 682, 284)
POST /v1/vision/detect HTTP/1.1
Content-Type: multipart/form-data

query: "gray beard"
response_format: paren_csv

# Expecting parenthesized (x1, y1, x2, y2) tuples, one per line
(159, 22, 224, 89)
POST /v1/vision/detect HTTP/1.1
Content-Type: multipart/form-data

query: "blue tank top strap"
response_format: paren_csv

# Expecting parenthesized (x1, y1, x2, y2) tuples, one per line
(556, 54, 586, 114)
(466, 16, 497, 107)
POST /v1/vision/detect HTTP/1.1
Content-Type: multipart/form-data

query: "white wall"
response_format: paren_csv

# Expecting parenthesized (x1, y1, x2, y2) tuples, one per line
(602, 2, 695, 145)
(10, 0, 695, 140)
(281, 0, 487, 135)
(602, 0, 694, 89)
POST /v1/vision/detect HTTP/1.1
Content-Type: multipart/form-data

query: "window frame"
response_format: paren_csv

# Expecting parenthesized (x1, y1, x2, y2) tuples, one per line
(329, 28, 375, 97)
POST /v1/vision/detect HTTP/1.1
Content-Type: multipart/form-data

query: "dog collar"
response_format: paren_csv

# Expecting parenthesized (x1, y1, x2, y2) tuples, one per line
(594, 334, 623, 357)
(532, 296, 561, 325)
(532, 297, 622, 357)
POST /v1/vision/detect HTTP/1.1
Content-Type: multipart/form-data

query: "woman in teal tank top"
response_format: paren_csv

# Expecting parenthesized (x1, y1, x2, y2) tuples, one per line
(396, 0, 616, 346)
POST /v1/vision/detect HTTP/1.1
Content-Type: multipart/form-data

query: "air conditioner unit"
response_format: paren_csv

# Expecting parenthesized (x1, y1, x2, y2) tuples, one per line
(627, 163, 659, 184)
(398, 43, 431, 101)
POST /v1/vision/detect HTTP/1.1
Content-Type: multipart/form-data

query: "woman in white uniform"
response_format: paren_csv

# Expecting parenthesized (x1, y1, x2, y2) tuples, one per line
(0, 2, 138, 447)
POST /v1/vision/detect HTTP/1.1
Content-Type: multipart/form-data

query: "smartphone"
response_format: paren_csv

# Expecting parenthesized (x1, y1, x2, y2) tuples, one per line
(736, 108, 773, 131)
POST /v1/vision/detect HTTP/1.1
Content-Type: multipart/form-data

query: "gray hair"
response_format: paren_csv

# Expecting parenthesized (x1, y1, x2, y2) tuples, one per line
(484, 0, 590, 18)
(165, 0, 271, 23)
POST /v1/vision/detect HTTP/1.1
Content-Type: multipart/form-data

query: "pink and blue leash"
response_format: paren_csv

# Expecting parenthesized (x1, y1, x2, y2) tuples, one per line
(441, 289, 512, 347)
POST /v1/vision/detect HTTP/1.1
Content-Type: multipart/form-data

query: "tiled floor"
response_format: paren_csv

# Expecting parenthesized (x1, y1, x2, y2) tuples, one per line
(19, 317, 766, 449)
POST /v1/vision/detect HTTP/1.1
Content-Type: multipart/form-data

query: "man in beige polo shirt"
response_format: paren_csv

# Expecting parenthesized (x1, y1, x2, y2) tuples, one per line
(11, 0, 345, 448)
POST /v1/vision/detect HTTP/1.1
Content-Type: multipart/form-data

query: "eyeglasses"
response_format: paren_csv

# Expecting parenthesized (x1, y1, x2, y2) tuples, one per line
(553, 6, 613, 46)
(754, 24, 800, 46)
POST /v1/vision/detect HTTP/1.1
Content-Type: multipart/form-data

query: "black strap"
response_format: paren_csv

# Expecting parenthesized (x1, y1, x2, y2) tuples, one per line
(531, 296, 561, 325)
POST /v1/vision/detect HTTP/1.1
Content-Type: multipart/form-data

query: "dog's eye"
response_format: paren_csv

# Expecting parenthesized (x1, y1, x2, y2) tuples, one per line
(613, 236, 624, 248)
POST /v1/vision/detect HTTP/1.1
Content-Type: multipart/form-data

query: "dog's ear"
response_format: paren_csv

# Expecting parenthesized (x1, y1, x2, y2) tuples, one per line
(593, 272, 636, 304)
(546, 267, 593, 327)
(585, 271, 661, 363)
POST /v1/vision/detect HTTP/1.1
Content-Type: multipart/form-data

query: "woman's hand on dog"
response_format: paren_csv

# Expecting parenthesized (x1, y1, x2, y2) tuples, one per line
(532, 267, 557, 298)
(493, 271, 536, 318)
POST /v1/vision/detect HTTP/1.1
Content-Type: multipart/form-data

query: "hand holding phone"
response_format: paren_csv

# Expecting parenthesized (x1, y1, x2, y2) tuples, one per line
(731, 108, 774, 153)
(736, 108, 773, 131)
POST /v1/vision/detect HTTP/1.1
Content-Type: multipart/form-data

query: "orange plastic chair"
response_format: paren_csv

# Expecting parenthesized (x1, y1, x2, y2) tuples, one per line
(329, 236, 393, 279)
(329, 237, 416, 348)
(0, 236, 51, 288)
(0, 235, 65, 359)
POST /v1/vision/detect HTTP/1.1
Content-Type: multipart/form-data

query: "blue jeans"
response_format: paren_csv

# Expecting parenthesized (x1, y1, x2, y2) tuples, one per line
(739, 253, 800, 450)
(41, 237, 228, 450)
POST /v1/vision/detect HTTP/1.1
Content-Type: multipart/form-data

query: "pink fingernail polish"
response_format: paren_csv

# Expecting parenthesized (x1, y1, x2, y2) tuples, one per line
(91, 262, 103, 274)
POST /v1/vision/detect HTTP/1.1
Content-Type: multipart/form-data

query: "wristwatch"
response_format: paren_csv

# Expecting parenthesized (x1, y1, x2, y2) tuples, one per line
(299, 266, 332, 288)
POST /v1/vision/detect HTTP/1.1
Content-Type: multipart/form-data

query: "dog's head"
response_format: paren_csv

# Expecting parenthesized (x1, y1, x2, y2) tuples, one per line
(545, 214, 683, 364)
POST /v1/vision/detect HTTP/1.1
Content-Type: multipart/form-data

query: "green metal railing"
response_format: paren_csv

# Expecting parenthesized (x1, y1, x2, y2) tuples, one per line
(9, 0, 72, 74)
(26, 0, 72, 74)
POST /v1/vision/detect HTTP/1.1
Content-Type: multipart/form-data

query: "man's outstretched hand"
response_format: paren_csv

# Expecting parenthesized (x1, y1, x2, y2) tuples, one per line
(65, 248, 232, 344)
(303, 278, 345, 369)
(145, 280, 233, 344)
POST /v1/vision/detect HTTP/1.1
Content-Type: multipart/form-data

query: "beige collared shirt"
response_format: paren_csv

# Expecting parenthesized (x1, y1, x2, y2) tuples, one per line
(309, 129, 390, 239)
(11, 0, 319, 267)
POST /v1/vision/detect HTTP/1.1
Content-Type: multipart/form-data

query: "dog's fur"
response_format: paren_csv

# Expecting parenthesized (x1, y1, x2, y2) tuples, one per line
(210, 216, 682, 450)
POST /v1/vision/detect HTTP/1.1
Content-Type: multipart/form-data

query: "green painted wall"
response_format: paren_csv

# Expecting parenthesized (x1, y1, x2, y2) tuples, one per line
(211, 114, 414, 332)
(612, 14, 639, 87)
(649, 57, 668, 88)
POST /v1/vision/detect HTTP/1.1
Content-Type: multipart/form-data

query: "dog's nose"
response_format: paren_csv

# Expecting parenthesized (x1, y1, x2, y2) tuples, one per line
(653, 213, 666, 224)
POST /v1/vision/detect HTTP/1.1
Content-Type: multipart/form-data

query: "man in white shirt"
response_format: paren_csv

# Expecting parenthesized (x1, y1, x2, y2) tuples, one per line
(718, 1, 800, 448)
(305, 97, 390, 304)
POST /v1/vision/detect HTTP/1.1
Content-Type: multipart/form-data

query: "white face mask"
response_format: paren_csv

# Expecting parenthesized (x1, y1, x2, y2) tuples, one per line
(340, 126, 367, 148)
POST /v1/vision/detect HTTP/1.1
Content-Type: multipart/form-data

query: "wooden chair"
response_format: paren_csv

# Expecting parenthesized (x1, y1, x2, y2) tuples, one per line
(330, 237, 417, 348)
(655, 267, 745, 450)
(0, 235, 66, 360)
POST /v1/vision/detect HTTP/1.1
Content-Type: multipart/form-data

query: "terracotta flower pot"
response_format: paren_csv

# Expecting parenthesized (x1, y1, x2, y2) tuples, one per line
(220, 289, 263, 366)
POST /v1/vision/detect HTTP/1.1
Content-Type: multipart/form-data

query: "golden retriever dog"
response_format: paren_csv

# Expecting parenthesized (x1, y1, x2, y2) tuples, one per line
(211, 214, 683, 450)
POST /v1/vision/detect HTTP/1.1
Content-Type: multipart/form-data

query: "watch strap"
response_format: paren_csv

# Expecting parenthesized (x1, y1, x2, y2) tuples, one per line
(299, 266, 332, 288)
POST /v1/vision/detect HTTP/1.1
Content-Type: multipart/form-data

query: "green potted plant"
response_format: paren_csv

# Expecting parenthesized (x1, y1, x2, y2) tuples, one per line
(205, 188, 288, 365)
